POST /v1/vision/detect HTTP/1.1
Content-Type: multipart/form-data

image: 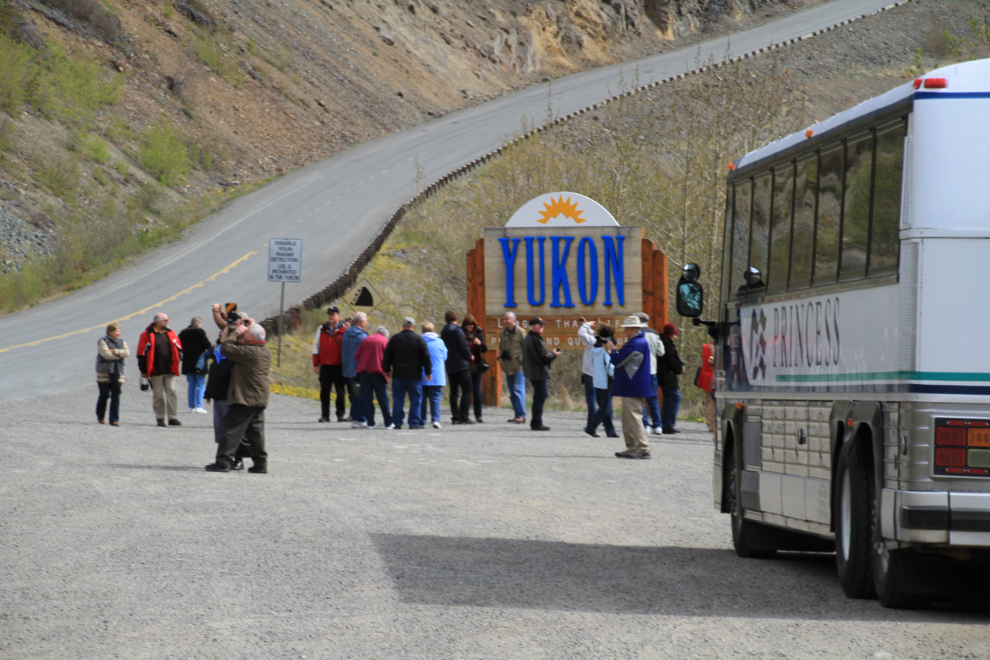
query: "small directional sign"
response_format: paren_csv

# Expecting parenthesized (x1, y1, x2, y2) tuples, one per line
(268, 239, 302, 282)
(343, 279, 383, 315)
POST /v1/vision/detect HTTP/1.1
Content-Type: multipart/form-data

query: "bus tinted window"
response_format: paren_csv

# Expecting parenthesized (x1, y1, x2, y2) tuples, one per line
(750, 174, 771, 281)
(815, 144, 843, 285)
(768, 164, 794, 292)
(841, 133, 874, 280)
(870, 121, 905, 276)
(790, 155, 817, 288)
(731, 180, 752, 294)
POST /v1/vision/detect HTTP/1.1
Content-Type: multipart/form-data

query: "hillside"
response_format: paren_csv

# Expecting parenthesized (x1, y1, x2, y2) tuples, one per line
(0, 0, 816, 302)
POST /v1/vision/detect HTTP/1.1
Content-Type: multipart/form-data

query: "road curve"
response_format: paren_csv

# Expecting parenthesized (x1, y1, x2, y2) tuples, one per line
(0, 0, 900, 403)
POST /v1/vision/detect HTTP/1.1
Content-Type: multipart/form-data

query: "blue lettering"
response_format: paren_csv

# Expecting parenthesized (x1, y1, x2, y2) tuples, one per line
(550, 237, 575, 308)
(525, 237, 545, 306)
(602, 235, 625, 306)
(498, 238, 521, 308)
(576, 237, 598, 305)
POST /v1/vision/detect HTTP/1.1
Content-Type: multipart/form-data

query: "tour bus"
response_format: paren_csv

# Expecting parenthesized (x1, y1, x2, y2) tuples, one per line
(676, 58, 990, 608)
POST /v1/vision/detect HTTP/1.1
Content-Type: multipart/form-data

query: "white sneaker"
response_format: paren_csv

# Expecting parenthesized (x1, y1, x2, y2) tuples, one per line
(188, 408, 196, 414)
(432, 421, 441, 429)
(193, 407, 208, 414)
(351, 421, 367, 429)
(385, 423, 396, 430)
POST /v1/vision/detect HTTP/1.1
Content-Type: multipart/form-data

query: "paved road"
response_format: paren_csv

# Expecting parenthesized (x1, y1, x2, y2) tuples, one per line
(0, 0, 901, 403)
(1, 387, 987, 658)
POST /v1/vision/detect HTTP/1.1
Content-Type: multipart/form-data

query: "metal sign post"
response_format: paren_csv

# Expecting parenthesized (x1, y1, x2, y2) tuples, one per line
(268, 238, 303, 367)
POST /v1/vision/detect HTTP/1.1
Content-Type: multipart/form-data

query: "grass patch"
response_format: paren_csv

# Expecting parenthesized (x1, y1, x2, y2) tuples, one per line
(81, 133, 110, 163)
(195, 29, 243, 87)
(139, 120, 190, 186)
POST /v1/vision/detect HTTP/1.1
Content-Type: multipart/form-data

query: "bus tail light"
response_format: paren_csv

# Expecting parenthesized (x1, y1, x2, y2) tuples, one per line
(934, 419, 990, 476)
(913, 78, 923, 89)
(936, 448, 966, 467)
(924, 78, 948, 89)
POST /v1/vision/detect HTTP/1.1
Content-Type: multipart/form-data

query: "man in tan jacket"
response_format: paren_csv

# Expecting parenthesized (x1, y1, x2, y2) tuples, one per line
(206, 318, 271, 473)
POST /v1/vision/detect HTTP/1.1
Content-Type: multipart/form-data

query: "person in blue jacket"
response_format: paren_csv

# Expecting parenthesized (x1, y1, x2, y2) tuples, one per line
(419, 321, 448, 429)
(341, 312, 369, 426)
(606, 315, 652, 459)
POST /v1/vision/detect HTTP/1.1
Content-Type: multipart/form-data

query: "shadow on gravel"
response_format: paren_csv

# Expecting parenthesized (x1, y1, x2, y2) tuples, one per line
(372, 534, 990, 621)
(96, 464, 205, 472)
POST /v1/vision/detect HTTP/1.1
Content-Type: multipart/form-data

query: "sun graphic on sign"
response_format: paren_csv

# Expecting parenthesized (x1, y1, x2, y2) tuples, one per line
(537, 195, 585, 224)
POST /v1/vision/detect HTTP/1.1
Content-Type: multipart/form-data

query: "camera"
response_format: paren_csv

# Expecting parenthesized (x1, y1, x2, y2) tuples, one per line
(140, 378, 150, 392)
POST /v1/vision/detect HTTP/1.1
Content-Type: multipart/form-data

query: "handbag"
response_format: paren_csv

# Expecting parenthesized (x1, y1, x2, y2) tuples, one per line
(694, 367, 703, 388)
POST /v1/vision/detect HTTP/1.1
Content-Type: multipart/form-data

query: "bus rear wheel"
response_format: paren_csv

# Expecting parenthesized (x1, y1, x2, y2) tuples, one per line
(834, 439, 877, 599)
(726, 442, 776, 559)
(874, 543, 932, 609)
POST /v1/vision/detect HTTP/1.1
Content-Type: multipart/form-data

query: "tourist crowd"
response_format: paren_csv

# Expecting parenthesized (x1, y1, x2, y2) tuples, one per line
(95, 303, 708, 471)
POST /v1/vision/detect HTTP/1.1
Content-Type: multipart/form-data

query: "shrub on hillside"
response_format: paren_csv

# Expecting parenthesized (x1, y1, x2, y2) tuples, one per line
(30, 45, 122, 124)
(38, 0, 128, 51)
(139, 120, 190, 186)
(0, 35, 32, 117)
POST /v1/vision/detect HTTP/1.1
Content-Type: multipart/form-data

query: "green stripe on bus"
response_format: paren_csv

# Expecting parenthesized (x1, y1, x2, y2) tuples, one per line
(775, 371, 990, 383)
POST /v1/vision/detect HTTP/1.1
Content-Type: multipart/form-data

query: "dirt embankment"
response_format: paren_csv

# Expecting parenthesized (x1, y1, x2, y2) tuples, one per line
(0, 0, 810, 275)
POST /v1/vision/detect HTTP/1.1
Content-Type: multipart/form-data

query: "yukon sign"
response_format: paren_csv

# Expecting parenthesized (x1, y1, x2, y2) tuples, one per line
(483, 192, 644, 319)
(728, 284, 900, 393)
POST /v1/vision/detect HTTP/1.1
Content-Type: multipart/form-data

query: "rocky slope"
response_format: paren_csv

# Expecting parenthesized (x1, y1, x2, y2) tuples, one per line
(0, 0, 812, 278)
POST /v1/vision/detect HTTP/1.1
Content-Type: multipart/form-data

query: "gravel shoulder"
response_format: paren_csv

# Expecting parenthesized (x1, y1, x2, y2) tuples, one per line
(2, 382, 989, 659)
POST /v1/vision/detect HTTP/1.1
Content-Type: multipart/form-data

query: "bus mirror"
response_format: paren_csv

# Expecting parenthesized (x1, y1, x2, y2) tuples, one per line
(676, 264, 704, 317)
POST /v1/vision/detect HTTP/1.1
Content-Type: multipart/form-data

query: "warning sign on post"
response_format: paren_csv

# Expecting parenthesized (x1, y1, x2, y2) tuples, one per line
(268, 239, 302, 282)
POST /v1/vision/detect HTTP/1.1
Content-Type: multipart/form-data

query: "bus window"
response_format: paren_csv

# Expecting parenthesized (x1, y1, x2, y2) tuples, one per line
(840, 132, 874, 280)
(790, 155, 817, 289)
(869, 120, 905, 276)
(814, 144, 843, 285)
(768, 164, 794, 293)
(750, 174, 771, 282)
(730, 179, 752, 295)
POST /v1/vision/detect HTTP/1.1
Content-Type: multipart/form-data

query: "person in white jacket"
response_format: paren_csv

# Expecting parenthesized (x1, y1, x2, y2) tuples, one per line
(577, 318, 599, 434)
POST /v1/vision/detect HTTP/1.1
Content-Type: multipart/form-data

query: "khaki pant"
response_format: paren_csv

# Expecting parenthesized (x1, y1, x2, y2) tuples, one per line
(620, 396, 649, 453)
(150, 374, 179, 422)
(704, 391, 717, 435)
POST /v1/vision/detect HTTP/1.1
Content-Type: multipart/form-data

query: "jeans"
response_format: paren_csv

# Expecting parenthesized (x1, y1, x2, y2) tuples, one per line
(642, 374, 661, 429)
(319, 364, 347, 419)
(582, 374, 597, 431)
(186, 372, 206, 409)
(661, 386, 682, 431)
(420, 385, 443, 424)
(96, 380, 121, 423)
(589, 386, 615, 435)
(504, 370, 526, 420)
(392, 379, 423, 428)
(530, 378, 547, 429)
(358, 372, 390, 427)
(470, 371, 484, 420)
(447, 369, 472, 422)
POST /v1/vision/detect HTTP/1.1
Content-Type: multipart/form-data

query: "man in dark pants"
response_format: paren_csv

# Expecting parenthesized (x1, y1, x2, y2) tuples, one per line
(312, 306, 347, 422)
(382, 316, 432, 429)
(206, 319, 271, 473)
(441, 310, 474, 425)
(658, 323, 684, 435)
(522, 317, 560, 431)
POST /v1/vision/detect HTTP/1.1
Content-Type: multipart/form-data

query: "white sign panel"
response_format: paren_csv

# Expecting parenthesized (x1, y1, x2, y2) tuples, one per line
(505, 192, 619, 228)
(268, 238, 303, 282)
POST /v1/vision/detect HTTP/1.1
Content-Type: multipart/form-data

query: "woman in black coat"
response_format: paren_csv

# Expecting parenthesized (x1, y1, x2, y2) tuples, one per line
(178, 317, 212, 414)
(461, 314, 489, 423)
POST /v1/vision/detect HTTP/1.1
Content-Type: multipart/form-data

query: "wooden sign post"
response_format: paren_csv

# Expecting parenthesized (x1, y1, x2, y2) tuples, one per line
(466, 192, 669, 407)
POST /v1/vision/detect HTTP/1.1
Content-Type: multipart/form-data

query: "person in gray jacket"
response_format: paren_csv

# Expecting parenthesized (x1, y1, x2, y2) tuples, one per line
(95, 323, 129, 426)
(499, 311, 527, 423)
(522, 317, 559, 431)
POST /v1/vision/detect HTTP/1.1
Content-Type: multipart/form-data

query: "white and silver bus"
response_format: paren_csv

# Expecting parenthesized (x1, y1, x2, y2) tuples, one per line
(676, 58, 990, 608)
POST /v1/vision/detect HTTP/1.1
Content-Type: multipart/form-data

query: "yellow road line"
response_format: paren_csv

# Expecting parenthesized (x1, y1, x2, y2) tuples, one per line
(0, 252, 257, 355)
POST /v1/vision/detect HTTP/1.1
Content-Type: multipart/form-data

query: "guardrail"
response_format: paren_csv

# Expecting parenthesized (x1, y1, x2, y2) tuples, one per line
(261, 0, 909, 335)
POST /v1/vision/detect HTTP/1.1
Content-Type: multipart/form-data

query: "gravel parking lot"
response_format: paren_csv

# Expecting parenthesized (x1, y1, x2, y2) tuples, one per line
(2, 382, 988, 659)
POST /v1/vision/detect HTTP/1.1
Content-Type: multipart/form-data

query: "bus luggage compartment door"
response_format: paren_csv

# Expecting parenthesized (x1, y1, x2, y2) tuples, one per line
(742, 418, 762, 511)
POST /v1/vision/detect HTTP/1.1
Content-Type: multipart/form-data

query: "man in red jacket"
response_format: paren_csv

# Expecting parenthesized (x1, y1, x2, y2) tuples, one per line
(312, 306, 348, 422)
(137, 313, 183, 427)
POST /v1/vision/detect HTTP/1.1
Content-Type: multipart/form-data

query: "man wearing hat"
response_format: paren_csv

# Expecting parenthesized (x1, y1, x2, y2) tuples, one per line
(382, 316, 433, 429)
(312, 306, 348, 422)
(658, 323, 684, 434)
(522, 317, 560, 431)
(605, 315, 653, 458)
